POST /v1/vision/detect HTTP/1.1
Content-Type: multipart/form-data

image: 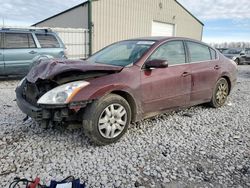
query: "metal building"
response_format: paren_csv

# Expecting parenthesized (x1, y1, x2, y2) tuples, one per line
(33, 0, 204, 55)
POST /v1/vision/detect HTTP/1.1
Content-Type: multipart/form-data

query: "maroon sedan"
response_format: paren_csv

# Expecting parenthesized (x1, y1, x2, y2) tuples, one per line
(16, 37, 237, 145)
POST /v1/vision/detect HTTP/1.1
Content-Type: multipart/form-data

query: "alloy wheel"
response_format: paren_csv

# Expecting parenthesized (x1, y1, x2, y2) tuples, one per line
(215, 81, 228, 105)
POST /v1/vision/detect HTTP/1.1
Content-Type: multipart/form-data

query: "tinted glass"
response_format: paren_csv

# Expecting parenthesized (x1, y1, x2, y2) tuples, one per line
(88, 40, 155, 66)
(187, 42, 211, 62)
(36, 34, 60, 48)
(210, 48, 217, 59)
(245, 50, 250, 54)
(5, 33, 30, 49)
(149, 41, 186, 65)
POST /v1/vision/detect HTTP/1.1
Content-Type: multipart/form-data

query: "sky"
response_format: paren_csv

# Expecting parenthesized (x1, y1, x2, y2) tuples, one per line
(0, 0, 249, 43)
(178, 0, 250, 43)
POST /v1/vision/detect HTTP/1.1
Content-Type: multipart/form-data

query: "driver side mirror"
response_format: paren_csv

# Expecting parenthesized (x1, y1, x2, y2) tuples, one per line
(144, 59, 168, 69)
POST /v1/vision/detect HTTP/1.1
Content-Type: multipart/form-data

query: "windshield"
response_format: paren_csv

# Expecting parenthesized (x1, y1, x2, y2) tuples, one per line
(88, 40, 155, 66)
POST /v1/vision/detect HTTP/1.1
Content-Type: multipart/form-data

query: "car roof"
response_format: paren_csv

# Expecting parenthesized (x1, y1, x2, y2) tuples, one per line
(124, 36, 214, 49)
(0, 28, 54, 34)
(126, 36, 204, 43)
(129, 36, 171, 41)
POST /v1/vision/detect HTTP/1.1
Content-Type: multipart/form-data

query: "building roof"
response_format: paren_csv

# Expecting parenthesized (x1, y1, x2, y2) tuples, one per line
(32, 0, 89, 26)
(175, 0, 204, 26)
(32, 0, 204, 27)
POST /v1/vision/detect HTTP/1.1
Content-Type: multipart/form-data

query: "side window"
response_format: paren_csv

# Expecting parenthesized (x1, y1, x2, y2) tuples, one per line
(210, 48, 217, 60)
(36, 34, 60, 48)
(149, 41, 186, 65)
(187, 42, 211, 62)
(5, 33, 31, 49)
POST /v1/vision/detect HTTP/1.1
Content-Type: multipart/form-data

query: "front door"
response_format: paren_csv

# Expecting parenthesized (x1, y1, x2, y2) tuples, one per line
(140, 40, 191, 114)
(4, 32, 37, 75)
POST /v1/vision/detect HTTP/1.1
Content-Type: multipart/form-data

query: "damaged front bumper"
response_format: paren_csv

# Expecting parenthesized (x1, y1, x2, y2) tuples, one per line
(16, 80, 90, 123)
(16, 86, 43, 120)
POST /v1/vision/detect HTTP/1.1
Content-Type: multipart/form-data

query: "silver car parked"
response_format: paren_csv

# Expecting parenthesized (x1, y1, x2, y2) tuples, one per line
(0, 28, 66, 76)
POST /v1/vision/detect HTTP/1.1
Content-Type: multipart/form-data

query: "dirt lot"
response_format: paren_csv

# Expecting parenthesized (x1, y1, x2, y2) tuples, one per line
(0, 66, 250, 188)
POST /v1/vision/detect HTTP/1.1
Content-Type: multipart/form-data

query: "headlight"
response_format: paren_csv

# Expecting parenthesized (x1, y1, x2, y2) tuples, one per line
(232, 56, 237, 60)
(37, 81, 89, 105)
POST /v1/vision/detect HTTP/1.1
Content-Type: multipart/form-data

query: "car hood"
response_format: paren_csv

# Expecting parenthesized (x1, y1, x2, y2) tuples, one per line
(26, 59, 123, 83)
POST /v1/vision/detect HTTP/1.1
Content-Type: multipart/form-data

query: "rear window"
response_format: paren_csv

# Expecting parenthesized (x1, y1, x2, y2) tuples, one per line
(5, 33, 36, 49)
(187, 42, 211, 62)
(36, 34, 60, 48)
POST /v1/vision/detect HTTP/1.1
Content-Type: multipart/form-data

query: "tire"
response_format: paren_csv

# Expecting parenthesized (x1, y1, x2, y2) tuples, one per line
(235, 58, 240, 65)
(209, 78, 229, 108)
(82, 94, 131, 145)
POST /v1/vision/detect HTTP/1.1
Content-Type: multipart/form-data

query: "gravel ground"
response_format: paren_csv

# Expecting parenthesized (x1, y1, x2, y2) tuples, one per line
(0, 66, 250, 188)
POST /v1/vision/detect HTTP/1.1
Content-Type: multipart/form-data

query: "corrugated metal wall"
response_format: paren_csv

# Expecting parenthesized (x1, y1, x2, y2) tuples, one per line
(92, 0, 203, 52)
(53, 28, 89, 59)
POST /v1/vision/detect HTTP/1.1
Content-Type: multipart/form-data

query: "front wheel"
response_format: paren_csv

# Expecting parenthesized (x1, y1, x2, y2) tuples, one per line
(209, 78, 229, 108)
(82, 94, 131, 145)
(235, 58, 240, 65)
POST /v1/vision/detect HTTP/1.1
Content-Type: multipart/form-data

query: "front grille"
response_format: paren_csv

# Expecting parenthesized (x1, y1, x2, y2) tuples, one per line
(22, 80, 58, 107)
(23, 82, 40, 106)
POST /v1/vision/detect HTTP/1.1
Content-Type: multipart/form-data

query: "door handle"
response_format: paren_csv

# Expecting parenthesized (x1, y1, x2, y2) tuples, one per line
(214, 65, 221, 70)
(29, 50, 37, 54)
(182, 72, 191, 77)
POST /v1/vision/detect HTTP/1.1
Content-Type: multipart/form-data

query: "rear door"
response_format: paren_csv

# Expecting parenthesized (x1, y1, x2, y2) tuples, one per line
(185, 41, 220, 104)
(0, 33, 4, 75)
(35, 33, 64, 58)
(4, 32, 37, 75)
(140, 40, 191, 114)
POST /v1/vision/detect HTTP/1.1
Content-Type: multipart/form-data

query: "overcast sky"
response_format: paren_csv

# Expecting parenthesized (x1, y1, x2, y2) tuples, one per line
(0, 0, 84, 25)
(178, 0, 250, 43)
(0, 0, 249, 43)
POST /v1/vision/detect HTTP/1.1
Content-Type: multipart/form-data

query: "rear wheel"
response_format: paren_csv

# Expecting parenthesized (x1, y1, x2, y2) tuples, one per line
(209, 78, 229, 108)
(82, 94, 131, 145)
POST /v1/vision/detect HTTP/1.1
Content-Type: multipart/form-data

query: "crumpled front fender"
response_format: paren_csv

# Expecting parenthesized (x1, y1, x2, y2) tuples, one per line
(70, 83, 129, 103)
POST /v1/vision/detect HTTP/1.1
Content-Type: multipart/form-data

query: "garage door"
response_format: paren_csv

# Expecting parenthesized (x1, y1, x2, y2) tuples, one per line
(151, 21, 175, 36)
